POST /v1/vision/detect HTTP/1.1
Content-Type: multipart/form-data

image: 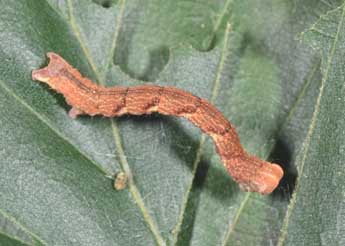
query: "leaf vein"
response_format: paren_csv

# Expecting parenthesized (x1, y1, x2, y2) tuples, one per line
(66, 0, 104, 82)
(221, 43, 322, 246)
(65, 1, 166, 244)
(172, 22, 233, 245)
(0, 80, 109, 177)
(102, 0, 126, 80)
(310, 27, 336, 39)
(277, 4, 345, 245)
(0, 207, 46, 246)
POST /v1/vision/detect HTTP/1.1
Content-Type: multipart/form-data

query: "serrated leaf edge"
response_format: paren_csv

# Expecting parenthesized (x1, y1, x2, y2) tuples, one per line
(277, 3, 345, 245)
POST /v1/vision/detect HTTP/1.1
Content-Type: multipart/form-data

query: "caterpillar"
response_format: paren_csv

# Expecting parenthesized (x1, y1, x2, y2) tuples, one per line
(32, 52, 283, 194)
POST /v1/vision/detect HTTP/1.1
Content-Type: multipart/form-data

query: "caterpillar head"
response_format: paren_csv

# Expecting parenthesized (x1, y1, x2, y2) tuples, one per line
(32, 52, 69, 90)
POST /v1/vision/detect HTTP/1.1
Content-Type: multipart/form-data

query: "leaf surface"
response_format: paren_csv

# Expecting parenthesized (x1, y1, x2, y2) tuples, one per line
(279, 3, 345, 245)
(0, 0, 343, 245)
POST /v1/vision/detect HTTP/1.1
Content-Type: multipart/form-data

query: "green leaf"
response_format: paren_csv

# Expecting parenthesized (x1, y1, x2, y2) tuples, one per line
(279, 3, 345, 245)
(0, 0, 343, 245)
(0, 231, 29, 246)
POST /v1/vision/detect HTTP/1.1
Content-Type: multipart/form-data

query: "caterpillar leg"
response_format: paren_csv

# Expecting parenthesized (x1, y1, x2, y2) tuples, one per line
(68, 107, 84, 119)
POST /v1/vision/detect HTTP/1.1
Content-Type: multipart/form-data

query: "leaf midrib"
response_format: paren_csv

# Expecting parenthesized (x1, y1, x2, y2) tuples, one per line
(65, 0, 166, 245)
(2, 0, 322, 244)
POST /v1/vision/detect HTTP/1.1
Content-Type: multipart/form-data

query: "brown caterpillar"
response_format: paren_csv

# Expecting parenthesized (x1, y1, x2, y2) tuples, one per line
(32, 52, 283, 194)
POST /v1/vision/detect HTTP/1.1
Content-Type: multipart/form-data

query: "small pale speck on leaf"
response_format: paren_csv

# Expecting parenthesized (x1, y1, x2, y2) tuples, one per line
(114, 171, 128, 190)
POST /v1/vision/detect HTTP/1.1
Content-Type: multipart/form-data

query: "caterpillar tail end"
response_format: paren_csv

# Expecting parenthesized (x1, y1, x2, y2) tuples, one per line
(239, 162, 283, 194)
(227, 157, 284, 195)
